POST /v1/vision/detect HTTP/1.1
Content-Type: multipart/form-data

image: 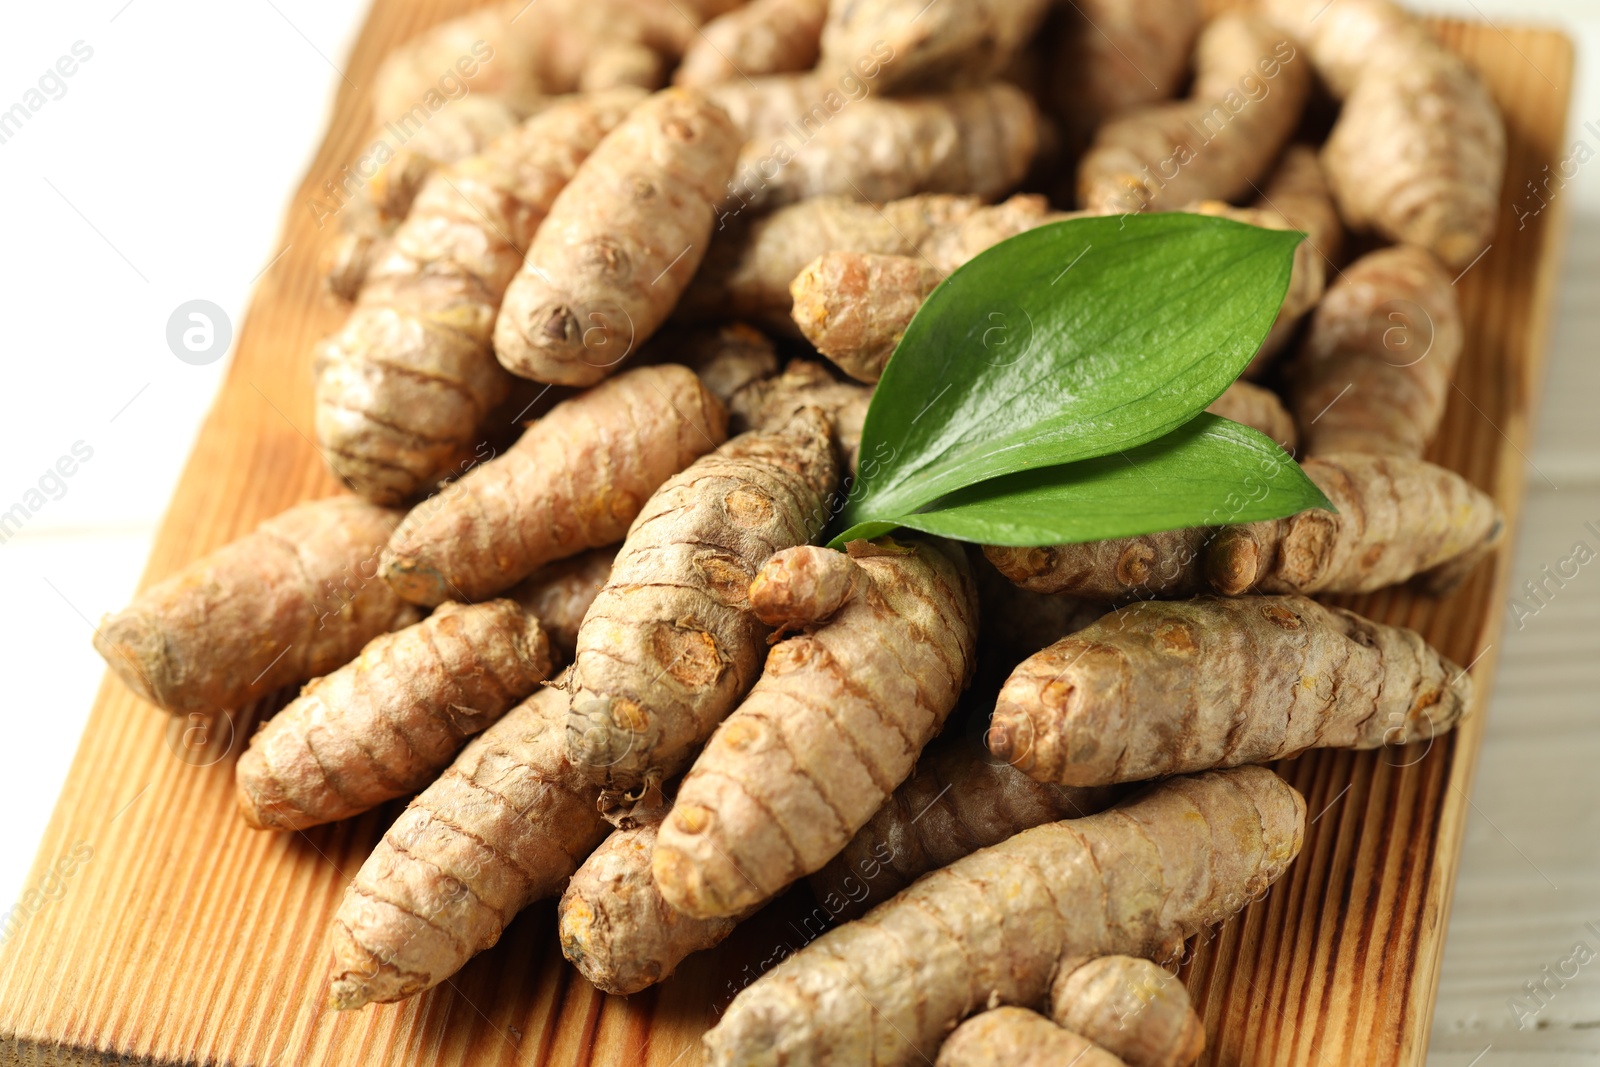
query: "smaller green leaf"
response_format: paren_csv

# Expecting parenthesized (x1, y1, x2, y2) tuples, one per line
(826, 519, 902, 545)
(829, 415, 1330, 548)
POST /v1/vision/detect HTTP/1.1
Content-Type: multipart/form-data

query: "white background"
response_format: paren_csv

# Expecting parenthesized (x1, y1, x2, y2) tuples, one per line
(0, 2, 1595, 1062)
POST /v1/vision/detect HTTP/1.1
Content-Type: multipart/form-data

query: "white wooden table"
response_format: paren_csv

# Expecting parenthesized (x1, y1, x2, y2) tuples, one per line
(1411, 4, 1600, 1063)
(0, 2, 1592, 1062)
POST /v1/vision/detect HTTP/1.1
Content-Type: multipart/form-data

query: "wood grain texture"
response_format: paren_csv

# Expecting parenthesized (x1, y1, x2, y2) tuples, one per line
(0, 5, 1574, 1065)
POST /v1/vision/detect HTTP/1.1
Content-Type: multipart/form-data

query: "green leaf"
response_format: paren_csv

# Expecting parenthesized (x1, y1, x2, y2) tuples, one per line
(838, 213, 1303, 532)
(829, 415, 1331, 548)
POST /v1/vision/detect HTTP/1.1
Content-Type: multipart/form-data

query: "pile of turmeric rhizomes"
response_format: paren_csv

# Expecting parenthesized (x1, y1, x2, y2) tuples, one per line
(93, 0, 1507, 1062)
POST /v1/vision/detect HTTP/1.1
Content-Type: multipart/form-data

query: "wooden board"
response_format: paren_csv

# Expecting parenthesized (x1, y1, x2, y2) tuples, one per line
(0, 5, 1574, 1065)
